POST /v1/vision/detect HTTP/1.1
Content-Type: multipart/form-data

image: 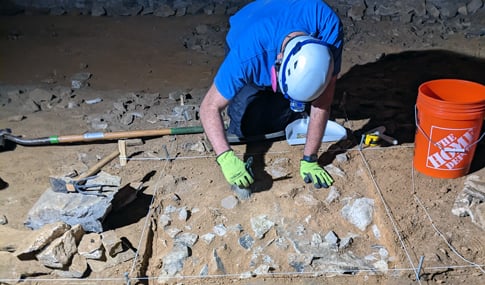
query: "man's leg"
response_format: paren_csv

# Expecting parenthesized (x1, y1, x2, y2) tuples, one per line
(227, 88, 302, 139)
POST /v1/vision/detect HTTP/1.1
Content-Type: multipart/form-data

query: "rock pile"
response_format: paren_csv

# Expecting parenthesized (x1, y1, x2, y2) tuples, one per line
(0, 221, 135, 281)
(3, 0, 484, 33)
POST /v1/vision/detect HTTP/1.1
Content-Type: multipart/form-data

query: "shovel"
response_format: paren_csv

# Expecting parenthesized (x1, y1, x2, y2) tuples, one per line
(0, 126, 204, 148)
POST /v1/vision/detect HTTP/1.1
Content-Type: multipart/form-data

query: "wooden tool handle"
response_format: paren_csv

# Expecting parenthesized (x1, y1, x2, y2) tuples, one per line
(78, 149, 120, 180)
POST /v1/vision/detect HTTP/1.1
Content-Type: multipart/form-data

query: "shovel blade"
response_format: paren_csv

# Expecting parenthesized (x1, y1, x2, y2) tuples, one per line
(49, 177, 69, 193)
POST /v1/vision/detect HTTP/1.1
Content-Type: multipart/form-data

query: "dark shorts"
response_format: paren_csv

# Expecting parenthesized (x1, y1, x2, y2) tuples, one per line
(226, 86, 304, 138)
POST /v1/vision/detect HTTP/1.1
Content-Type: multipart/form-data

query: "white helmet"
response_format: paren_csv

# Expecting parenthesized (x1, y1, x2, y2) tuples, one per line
(277, 35, 333, 112)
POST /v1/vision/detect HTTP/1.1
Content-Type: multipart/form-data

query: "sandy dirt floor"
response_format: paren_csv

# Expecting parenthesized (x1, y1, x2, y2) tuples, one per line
(0, 11, 485, 285)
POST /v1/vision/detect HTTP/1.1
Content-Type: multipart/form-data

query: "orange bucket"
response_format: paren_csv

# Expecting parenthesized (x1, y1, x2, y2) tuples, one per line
(414, 79, 485, 178)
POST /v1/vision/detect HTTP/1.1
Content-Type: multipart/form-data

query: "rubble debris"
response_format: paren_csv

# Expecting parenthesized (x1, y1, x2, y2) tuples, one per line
(36, 224, 84, 269)
(452, 175, 485, 230)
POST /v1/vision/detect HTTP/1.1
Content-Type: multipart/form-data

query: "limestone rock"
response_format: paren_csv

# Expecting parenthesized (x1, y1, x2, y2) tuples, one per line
(36, 225, 84, 269)
(78, 233, 104, 259)
(16, 222, 70, 260)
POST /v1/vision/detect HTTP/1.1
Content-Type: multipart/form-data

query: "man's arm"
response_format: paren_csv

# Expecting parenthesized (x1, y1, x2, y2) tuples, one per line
(200, 83, 255, 188)
(299, 75, 337, 188)
(303, 75, 337, 156)
(200, 83, 231, 156)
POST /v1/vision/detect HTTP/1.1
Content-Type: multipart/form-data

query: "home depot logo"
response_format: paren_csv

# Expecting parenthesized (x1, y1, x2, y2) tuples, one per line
(426, 127, 475, 170)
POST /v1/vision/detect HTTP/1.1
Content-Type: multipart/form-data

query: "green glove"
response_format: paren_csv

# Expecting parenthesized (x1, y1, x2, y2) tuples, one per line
(216, 150, 254, 188)
(300, 160, 334, 189)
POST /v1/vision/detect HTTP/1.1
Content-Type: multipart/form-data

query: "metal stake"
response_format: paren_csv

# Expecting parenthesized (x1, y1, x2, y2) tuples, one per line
(416, 255, 425, 280)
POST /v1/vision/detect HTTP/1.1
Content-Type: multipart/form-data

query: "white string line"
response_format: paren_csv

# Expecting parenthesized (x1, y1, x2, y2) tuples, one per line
(125, 144, 415, 162)
(411, 167, 485, 274)
(356, 148, 421, 284)
(3, 264, 483, 284)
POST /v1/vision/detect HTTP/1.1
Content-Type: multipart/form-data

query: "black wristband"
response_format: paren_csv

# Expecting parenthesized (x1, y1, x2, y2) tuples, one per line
(302, 154, 318, 162)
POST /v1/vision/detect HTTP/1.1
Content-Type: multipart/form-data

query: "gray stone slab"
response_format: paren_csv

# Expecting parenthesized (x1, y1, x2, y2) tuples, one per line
(25, 172, 121, 233)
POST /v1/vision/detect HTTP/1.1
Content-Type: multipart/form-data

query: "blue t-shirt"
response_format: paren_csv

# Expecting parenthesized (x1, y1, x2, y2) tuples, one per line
(214, 0, 344, 100)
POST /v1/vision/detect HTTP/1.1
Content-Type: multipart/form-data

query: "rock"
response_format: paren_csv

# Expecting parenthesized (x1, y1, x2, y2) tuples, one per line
(238, 233, 254, 250)
(7, 115, 25, 122)
(221, 195, 238, 209)
(77, 233, 104, 259)
(228, 224, 243, 233)
(341, 198, 375, 231)
(71, 72, 92, 89)
(27, 88, 53, 102)
(101, 230, 123, 257)
(36, 224, 85, 269)
(348, 3, 366, 21)
(175, 6, 187, 16)
(158, 245, 189, 279)
(250, 215, 275, 239)
(473, 203, 485, 230)
(467, 0, 484, 14)
(264, 157, 291, 179)
(52, 253, 88, 278)
(16, 222, 71, 260)
(325, 186, 340, 204)
(324, 231, 339, 246)
(201, 233, 215, 244)
(339, 236, 354, 249)
(87, 247, 136, 273)
(311, 233, 323, 247)
(24, 171, 121, 233)
(154, 4, 175, 17)
(452, 175, 485, 229)
(213, 224, 227, 236)
(178, 207, 190, 222)
(288, 253, 313, 272)
(372, 224, 381, 239)
(426, 3, 441, 18)
(199, 264, 209, 276)
(0, 215, 7, 225)
(253, 264, 270, 275)
(165, 227, 182, 238)
(159, 214, 172, 228)
(174, 232, 198, 248)
(295, 193, 320, 206)
(335, 153, 348, 163)
(324, 164, 346, 178)
(210, 248, 226, 274)
(184, 141, 206, 152)
(451, 190, 473, 217)
(458, 4, 468, 15)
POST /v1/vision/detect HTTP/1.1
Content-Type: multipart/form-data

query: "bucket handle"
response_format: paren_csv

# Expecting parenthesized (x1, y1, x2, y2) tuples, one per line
(414, 105, 485, 153)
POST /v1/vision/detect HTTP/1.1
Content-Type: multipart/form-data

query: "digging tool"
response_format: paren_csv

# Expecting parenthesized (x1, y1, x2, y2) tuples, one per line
(50, 139, 144, 193)
(0, 126, 204, 148)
